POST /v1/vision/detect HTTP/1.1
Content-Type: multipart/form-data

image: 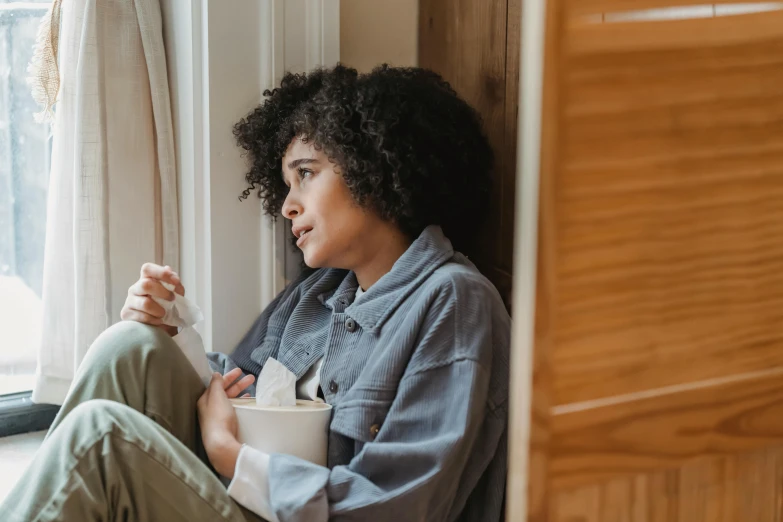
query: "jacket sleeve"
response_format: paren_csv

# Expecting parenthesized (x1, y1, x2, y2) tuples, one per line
(266, 280, 496, 522)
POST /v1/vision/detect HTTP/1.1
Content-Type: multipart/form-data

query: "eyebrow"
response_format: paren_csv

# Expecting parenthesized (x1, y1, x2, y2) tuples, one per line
(286, 158, 319, 170)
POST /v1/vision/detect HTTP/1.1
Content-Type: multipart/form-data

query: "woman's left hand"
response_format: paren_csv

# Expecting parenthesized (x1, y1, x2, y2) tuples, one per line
(197, 372, 251, 478)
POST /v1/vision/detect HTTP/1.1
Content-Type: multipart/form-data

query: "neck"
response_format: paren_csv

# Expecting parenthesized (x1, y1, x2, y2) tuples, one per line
(352, 224, 412, 290)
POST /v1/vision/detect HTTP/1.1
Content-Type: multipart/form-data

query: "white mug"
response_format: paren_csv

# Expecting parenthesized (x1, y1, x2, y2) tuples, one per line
(230, 398, 332, 466)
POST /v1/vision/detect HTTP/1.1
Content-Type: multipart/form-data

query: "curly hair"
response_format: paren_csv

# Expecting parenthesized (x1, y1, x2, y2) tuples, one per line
(233, 64, 493, 254)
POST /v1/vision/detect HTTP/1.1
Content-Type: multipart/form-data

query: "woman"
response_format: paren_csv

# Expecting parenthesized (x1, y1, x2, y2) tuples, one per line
(2, 65, 510, 522)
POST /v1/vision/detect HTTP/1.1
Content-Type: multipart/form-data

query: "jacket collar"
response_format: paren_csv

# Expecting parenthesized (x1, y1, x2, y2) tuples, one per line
(318, 225, 454, 332)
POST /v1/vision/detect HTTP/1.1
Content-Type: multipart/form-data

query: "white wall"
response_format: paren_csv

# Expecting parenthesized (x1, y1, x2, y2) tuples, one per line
(160, 0, 339, 353)
(340, 0, 418, 72)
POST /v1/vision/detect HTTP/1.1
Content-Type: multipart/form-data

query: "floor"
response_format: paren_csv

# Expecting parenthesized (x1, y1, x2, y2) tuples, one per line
(0, 431, 46, 504)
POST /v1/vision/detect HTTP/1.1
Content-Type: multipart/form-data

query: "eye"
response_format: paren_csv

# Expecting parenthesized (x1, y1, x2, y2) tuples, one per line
(297, 167, 313, 181)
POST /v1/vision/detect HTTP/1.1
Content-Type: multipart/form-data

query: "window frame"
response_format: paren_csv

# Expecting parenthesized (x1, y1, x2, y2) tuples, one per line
(0, 0, 339, 436)
(0, 1, 56, 436)
(0, 392, 59, 438)
(165, 0, 339, 355)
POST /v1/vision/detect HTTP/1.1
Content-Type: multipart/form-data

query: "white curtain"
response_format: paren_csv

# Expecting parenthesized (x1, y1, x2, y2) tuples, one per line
(33, 0, 178, 405)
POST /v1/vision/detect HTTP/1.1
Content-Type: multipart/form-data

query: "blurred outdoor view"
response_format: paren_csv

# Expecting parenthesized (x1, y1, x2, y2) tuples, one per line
(0, 1, 53, 395)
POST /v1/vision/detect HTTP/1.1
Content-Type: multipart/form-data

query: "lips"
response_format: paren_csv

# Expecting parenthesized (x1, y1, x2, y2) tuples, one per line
(296, 230, 312, 248)
(292, 225, 313, 247)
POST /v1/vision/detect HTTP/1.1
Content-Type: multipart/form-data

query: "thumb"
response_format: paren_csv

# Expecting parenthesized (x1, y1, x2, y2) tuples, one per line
(209, 372, 223, 390)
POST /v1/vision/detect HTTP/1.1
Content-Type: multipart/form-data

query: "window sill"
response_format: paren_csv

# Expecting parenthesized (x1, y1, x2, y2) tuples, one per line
(0, 392, 58, 438)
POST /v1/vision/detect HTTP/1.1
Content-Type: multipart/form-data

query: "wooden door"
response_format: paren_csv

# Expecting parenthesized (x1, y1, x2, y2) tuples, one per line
(419, 0, 521, 309)
(510, 1, 783, 520)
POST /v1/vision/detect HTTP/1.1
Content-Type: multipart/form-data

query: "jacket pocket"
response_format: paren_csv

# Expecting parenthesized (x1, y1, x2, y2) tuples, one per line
(330, 389, 394, 444)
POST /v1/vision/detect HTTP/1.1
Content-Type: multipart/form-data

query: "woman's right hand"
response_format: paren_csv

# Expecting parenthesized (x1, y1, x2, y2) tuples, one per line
(120, 263, 186, 337)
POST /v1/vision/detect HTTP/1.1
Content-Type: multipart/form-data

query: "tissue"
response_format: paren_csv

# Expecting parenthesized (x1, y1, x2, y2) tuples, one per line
(255, 357, 297, 407)
(173, 326, 213, 387)
(153, 282, 204, 328)
(151, 281, 211, 387)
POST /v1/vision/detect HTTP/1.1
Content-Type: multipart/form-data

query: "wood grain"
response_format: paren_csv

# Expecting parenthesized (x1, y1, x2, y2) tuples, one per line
(551, 9, 783, 405)
(552, 445, 783, 522)
(568, 9, 783, 55)
(419, 0, 515, 309)
(551, 368, 783, 489)
(528, 0, 565, 517)
(526, 1, 783, 520)
(506, 0, 564, 518)
(502, 0, 522, 278)
(564, 0, 779, 17)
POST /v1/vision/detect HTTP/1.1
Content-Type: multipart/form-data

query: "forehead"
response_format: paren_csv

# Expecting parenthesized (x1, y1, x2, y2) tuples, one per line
(282, 137, 319, 165)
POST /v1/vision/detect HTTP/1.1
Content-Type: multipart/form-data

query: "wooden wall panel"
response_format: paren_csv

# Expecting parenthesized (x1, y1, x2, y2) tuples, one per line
(503, 0, 522, 274)
(552, 445, 783, 522)
(551, 367, 783, 489)
(551, 10, 783, 405)
(419, 0, 519, 308)
(532, 2, 783, 521)
(565, 0, 776, 17)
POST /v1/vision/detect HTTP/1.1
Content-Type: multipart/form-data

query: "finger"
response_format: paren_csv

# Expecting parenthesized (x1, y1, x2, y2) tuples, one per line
(225, 375, 256, 399)
(222, 368, 244, 388)
(140, 263, 181, 289)
(120, 308, 164, 326)
(140, 262, 166, 279)
(130, 278, 175, 301)
(127, 295, 166, 319)
(209, 372, 223, 391)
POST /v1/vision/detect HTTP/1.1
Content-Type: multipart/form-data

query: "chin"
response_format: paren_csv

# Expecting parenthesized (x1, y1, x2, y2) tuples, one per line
(302, 250, 325, 269)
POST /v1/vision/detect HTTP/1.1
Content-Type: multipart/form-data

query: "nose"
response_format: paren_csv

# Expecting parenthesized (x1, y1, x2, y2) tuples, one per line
(281, 190, 303, 219)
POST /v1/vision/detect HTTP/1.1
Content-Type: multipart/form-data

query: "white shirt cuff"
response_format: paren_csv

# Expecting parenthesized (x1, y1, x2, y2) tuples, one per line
(227, 445, 279, 522)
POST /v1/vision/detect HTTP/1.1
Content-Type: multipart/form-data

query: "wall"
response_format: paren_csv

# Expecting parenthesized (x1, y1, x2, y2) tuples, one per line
(340, 0, 418, 71)
(161, 0, 339, 352)
(418, 0, 520, 308)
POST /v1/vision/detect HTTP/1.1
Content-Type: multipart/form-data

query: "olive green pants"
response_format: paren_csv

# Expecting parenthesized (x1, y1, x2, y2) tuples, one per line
(0, 321, 263, 522)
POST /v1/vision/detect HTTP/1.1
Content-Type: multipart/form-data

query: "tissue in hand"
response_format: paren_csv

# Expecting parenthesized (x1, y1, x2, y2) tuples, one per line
(153, 282, 204, 328)
(255, 357, 297, 407)
(151, 281, 211, 387)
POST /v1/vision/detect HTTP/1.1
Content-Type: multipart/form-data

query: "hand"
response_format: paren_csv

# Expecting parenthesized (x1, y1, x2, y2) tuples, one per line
(120, 263, 185, 337)
(221, 367, 256, 399)
(197, 371, 255, 478)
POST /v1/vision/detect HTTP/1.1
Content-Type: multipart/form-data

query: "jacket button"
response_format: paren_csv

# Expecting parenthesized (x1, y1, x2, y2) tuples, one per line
(370, 423, 380, 439)
(329, 380, 339, 393)
(345, 318, 357, 332)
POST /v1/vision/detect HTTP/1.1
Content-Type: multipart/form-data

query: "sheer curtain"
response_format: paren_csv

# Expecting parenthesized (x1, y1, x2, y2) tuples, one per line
(33, 0, 178, 404)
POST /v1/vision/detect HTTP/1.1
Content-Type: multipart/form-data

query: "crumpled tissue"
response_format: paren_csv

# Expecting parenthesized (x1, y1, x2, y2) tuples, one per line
(255, 357, 297, 407)
(152, 282, 212, 387)
(153, 282, 204, 328)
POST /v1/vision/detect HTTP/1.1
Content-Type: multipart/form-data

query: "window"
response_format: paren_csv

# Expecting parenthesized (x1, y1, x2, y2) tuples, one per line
(0, 0, 53, 396)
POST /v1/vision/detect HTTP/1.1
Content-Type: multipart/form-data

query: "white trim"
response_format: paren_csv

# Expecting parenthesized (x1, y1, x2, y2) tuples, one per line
(305, 0, 341, 71)
(506, 0, 546, 520)
(259, 0, 287, 306)
(161, 0, 212, 350)
(279, 0, 341, 286)
(162, 0, 340, 352)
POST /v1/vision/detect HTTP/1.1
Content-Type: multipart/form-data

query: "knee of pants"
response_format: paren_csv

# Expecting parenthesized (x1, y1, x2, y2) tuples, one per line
(64, 399, 129, 434)
(84, 321, 179, 372)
